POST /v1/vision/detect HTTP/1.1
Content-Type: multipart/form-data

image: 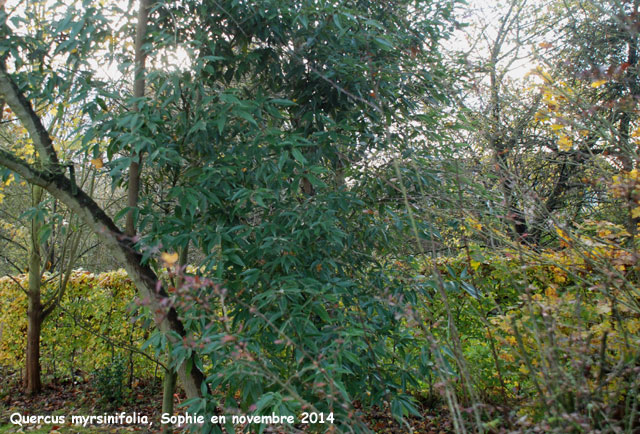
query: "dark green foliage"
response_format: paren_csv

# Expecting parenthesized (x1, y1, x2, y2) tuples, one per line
(2, 0, 456, 430)
(93, 355, 128, 411)
(84, 0, 456, 430)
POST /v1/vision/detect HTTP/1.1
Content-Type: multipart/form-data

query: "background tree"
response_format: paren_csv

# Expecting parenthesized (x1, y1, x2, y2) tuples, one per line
(0, 0, 207, 399)
(0, 97, 93, 394)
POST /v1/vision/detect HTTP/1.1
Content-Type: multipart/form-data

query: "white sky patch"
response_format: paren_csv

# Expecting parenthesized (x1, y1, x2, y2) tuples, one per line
(448, 0, 556, 83)
(3, 0, 193, 87)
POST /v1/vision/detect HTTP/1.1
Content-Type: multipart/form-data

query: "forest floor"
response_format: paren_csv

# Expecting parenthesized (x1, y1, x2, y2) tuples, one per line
(0, 374, 456, 434)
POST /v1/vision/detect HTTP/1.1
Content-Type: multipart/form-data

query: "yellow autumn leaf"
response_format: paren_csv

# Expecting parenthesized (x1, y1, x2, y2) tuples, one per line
(632, 207, 640, 219)
(553, 272, 566, 284)
(499, 352, 515, 362)
(534, 112, 548, 122)
(597, 229, 612, 238)
(558, 135, 572, 151)
(91, 157, 104, 169)
(536, 68, 553, 83)
(161, 252, 179, 267)
(467, 217, 482, 231)
(627, 319, 640, 334)
(551, 124, 564, 131)
(556, 226, 570, 247)
(591, 79, 607, 88)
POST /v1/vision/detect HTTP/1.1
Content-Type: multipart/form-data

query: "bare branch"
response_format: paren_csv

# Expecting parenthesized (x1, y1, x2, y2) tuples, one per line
(0, 68, 61, 169)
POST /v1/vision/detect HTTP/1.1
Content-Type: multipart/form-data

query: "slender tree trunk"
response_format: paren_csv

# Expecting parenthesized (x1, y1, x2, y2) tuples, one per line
(128, 323, 135, 389)
(161, 243, 188, 434)
(125, 0, 150, 237)
(161, 353, 178, 434)
(25, 186, 44, 394)
(617, 0, 639, 173)
(25, 305, 43, 395)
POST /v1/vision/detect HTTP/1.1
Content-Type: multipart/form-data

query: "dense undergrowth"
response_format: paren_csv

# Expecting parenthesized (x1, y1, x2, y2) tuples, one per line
(1, 221, 638, 433)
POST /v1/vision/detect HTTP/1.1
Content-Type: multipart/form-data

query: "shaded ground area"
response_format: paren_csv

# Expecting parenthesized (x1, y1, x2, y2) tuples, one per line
(0, 374, 456, 433)
(0, 372, 162, 434)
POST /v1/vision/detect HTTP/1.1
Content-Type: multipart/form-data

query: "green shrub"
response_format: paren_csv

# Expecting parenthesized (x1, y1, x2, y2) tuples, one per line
(93, 355, 128, 411)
